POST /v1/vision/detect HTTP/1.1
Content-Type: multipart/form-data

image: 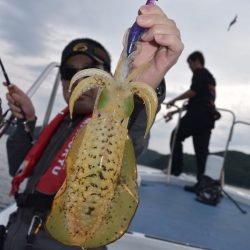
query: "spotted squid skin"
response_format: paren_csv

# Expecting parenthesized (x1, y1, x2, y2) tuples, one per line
(46, 49, 157, 247)
(46, 112, 137, 247)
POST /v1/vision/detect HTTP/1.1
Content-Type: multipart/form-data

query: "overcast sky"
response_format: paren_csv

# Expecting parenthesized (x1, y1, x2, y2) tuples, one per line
(0, 0, 250, 154)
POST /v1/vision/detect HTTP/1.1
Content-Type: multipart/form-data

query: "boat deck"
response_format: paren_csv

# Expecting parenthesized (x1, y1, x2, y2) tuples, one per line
(1, 166, 250, 250)
(127, 179, 250, 250)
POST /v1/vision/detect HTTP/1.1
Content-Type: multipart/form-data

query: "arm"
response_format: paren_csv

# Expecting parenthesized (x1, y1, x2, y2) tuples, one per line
(166, 89, 196, 107)
(5, 84, 37, 176)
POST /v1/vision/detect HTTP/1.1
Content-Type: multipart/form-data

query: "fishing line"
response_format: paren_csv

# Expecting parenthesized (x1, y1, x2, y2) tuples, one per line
(222, 187, 247, 214)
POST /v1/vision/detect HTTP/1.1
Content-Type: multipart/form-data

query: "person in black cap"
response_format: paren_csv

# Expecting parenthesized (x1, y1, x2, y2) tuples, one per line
(61, 38, 111, 71)
(3, 4, 183, 250)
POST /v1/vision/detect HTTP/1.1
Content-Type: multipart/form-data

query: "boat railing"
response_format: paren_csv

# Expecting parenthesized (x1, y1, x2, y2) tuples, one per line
(163, 105, 250, 186)
(162, 102, 187, 182)
(216, 109, 250, 185)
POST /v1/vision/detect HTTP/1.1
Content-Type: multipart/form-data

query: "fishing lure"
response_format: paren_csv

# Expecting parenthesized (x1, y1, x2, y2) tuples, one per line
(46, 1, 158, 248)
(127, 0, 158, 56)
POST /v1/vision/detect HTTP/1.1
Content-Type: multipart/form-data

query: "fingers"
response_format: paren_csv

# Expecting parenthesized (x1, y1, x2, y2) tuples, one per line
(164, 111, 173, 122)
(136, 5, 172, 31)
(6, 90, 24, 119)
(137, 5, 183, 53)
(132, 4, 183, 88)
(5, 84, 36, 120)
(6, 93, 24, 119)
(138, 4, 167, 19)
(141, 23, 180, 42)
(8, 84, 26, 97)
(137, 5, 169, 29)
(155, 33, 183, 54)
(166, 101, 175, 109)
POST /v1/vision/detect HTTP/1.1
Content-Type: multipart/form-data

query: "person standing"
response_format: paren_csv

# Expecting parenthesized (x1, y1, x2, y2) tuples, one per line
(166, 51, 218, 192)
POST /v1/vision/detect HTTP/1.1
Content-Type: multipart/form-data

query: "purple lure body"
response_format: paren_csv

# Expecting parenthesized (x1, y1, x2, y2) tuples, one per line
(126, 0, 157, 56)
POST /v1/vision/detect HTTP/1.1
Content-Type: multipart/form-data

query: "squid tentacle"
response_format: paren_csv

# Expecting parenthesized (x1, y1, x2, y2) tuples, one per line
(69, 75, 115, 117)
(130, 81, 158, 136)
(124, 61, 151, 84)
(69, 68, 113, 92)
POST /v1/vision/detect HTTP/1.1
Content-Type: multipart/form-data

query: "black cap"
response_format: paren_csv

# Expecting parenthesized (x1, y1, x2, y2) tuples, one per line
(61, 38, 111, 72)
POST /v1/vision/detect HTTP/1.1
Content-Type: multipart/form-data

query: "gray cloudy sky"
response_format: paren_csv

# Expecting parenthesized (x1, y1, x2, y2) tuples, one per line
(0, 0, 250, 153)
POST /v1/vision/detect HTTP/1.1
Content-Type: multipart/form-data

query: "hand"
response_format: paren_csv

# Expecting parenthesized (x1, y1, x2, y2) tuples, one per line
(132, 4, 184, 88)
(5, 84, 36, 121)
(164, 111, 173, 122)
(166, 99, 175, 108)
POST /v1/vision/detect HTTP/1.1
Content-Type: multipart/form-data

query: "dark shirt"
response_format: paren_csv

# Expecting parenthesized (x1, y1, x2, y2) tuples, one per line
(189, 68, 216, 112)
(186, 68, 217, 129)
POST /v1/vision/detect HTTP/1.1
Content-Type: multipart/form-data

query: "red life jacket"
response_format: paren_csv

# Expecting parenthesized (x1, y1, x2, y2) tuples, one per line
(10, 107, 91, 196)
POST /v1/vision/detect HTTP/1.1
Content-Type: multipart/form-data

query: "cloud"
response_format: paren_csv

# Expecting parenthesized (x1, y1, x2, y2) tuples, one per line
(0, 1, 47, 56)
(0, 0, 250, 154)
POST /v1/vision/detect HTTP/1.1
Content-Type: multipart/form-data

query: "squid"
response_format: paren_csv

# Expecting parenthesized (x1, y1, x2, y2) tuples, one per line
(46, 0, 158, 247)
(46, 53, 157, 248)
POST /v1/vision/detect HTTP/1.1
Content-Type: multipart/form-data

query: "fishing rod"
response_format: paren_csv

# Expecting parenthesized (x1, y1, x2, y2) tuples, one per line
(0, 98, 3, 125)
(0, 97, 11, 127)
(0, 58, 15, 136)
(0, 57, 34, 141)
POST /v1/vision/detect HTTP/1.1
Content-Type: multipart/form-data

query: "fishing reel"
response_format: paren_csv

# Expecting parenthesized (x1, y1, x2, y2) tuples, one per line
(0, 98, 13, 138)
(162, 102, 188, 123)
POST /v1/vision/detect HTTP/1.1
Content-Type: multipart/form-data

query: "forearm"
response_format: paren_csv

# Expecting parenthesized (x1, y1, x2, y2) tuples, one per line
(172, 90, 196, 103)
